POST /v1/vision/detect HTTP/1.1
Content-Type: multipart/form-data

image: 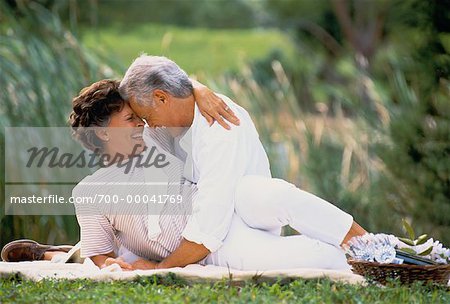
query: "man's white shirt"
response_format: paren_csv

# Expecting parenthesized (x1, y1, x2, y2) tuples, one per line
(176, 94, 271, 252)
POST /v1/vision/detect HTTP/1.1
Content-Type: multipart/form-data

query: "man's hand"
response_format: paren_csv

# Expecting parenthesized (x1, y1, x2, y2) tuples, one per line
(191, 79, 240, 130)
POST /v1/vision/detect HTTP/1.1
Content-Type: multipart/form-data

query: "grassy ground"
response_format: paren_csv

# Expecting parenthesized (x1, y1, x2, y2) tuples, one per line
(0, 275, 448, 303)
(81, 24, 295, 77)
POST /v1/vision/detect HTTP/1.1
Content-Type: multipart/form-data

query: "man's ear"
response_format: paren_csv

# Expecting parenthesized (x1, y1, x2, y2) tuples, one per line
(153, 89, 168, 104)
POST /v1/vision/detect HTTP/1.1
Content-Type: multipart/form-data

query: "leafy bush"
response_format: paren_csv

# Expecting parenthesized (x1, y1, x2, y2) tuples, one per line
(377, 72, 450, 243)
(214, 52, 449, 244)
(0, 2, 120, 247)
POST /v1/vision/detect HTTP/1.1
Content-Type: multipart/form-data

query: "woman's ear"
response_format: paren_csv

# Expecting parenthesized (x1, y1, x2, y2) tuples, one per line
(94, 127, 109, 142)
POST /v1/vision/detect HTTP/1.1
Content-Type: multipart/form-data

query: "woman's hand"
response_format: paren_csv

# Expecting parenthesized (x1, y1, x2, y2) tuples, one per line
(103, 256, 133, 271)
(191, 79, 240, 130)
(102, 256, 160, 271)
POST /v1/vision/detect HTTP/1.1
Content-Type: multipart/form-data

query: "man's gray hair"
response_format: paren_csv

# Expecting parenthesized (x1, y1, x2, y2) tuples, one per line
(119, 55, 193, 105)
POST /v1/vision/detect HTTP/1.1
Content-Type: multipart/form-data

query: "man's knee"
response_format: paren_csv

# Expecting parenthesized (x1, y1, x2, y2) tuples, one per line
(235, 175, 268, 210)
(235, 175, 296, 211)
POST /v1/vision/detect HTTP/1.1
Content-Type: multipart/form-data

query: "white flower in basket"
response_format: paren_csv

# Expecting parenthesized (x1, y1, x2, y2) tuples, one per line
(345, 219, 450, 265)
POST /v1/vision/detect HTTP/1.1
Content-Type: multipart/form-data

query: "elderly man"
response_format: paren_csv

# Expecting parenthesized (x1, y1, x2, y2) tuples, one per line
(116, 55, 366, 270)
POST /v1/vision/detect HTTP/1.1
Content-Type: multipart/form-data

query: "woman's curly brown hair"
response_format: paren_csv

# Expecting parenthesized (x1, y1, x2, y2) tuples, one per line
(69, 79, 125, 153)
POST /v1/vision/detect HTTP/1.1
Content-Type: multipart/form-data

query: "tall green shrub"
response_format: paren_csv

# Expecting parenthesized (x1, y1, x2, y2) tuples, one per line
(0, 2, 120, 247)
(378, 73, 450, 244)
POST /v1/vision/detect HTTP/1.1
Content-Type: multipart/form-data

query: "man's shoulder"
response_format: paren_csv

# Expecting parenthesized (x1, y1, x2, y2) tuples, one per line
(195, 114, 240, 143)
(201, 93, 252, 138)
(214, 93, 245, 113)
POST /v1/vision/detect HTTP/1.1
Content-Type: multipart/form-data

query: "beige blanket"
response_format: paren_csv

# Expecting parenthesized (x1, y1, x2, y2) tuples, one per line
(0, 260, 366, 285)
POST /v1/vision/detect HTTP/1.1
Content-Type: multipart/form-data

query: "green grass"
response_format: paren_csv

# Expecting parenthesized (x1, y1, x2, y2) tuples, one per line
(0, 275, 449, 303)
(81, 23, 295, 77)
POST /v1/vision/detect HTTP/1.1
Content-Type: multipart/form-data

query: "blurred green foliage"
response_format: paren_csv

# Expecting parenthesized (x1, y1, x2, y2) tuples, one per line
(0, 1, 120, 247)
(234, 0, 450, 243)
(90, 0, 259, 29)
(81, 24, 295, 76)
(9, 0, 261, 30)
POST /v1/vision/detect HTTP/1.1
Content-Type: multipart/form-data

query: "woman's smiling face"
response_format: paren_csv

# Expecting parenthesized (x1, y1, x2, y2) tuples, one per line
(102, 103, 146, 158)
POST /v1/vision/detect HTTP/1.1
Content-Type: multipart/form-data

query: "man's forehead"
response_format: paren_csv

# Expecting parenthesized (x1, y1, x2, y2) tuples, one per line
(127, 100, 150, 118)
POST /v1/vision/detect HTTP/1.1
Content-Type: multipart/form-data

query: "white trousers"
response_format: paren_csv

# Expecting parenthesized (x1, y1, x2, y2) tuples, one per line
(204, 175, 353, 270)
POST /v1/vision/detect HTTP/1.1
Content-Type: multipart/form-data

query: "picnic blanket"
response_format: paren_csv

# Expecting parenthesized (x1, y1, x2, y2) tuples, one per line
(0, 241, 367, 285)
(0, 259, 365, 285)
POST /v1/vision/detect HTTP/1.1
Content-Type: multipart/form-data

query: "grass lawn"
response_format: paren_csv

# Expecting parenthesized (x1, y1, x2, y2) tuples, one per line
(1, 275, 448, 303)
(81, 24, 295, 77)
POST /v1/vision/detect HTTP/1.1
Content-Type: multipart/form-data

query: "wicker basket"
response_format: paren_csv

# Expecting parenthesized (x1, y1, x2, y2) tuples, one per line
(348, 259, 450, 285)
